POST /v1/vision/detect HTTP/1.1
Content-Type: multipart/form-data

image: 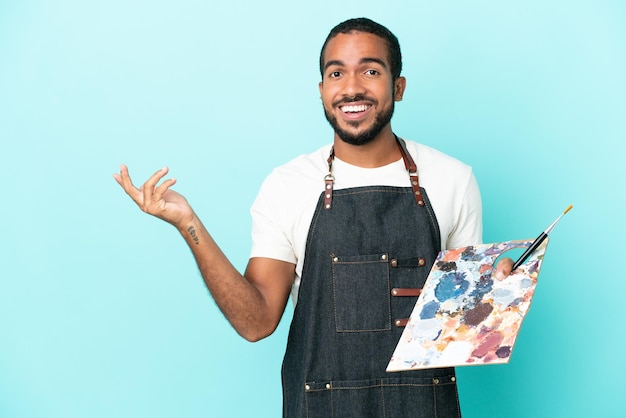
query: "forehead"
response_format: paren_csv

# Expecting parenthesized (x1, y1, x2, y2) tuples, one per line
(322, 31, 390, 68)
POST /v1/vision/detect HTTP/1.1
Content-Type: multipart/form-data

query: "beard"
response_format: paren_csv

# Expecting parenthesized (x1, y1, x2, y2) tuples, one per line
(323, 97, 394, 146)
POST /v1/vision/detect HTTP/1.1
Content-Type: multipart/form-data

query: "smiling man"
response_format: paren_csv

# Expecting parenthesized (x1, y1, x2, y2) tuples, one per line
(320, 28, 403, 149)
(114, 17, 512, 418)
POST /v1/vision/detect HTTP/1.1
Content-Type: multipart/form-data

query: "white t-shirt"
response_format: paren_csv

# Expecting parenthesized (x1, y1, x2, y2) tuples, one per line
(250, 140, 483, 303)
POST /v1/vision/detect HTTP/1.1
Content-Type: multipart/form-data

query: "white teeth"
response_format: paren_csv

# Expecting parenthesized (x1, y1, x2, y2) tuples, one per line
(341, 104, 369, 113)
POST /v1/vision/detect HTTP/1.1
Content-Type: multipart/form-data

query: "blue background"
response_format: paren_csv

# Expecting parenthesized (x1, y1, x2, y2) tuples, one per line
(1, 1, 624, 417)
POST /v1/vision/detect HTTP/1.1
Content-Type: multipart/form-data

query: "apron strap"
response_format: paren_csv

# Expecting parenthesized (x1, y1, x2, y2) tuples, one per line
(396, 137, 425, 207)
(324, 148, 335, 210)
(324, 136, 424, 210)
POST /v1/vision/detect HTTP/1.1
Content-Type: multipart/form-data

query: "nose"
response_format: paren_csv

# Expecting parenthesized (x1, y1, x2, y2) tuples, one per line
(342, 74, 366, 98)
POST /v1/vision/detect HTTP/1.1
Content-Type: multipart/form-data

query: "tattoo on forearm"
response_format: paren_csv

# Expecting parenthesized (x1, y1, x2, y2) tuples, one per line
(187, 226, 199, 244)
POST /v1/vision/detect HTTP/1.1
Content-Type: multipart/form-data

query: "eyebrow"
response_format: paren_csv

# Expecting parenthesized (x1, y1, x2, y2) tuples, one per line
(323, 57, 388, 73)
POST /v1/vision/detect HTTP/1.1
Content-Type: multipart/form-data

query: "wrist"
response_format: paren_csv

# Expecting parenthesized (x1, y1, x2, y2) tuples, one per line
(177, 214, 202, 244)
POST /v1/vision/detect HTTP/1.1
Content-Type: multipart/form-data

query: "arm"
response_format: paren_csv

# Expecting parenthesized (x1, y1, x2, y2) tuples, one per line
(113, 165, 294, 342)
(451, 171, 513, 280)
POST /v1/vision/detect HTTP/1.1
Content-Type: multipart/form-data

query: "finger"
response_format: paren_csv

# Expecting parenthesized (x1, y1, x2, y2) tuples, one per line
(495, 257, 513, 280)
(142, 167, 169, 207)
(114, 164, 141, 199)
(153, 177, 177, 201)
(112, 164, 126, 186)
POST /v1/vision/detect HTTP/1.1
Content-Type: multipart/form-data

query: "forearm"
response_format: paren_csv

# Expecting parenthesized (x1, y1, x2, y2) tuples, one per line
(178, 214, 279, 342)
(113, 165, 288, 340)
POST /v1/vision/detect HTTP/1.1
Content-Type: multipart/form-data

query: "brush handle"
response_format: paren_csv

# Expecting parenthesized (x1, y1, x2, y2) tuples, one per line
(512, 232, 547, 270)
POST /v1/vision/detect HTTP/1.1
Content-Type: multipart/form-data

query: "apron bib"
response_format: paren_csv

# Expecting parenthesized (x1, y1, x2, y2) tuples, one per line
(281, 139, 462, 418)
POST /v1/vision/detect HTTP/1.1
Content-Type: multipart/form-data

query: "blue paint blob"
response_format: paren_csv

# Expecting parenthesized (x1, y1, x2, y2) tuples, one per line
(461, 246, 482, 261)
(432, 328, 442, 341)
(420, 300, 440, 319)
(470, 276, 493, 299)
(435, 271, 470, 302)
(520, 278, 533, 288)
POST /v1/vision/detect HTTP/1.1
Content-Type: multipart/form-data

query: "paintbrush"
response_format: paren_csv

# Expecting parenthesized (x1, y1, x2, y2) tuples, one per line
(512, 205, 573, 271)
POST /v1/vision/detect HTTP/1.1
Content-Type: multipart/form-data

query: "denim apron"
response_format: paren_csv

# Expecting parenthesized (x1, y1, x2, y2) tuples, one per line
(281, 138, 462, 417)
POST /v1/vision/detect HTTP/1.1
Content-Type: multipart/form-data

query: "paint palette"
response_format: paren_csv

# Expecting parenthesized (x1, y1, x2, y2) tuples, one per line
(387, 239, 547, 371)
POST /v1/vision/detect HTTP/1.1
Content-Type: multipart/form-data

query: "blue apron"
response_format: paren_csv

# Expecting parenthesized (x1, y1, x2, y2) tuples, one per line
(281, 138, 461, 417)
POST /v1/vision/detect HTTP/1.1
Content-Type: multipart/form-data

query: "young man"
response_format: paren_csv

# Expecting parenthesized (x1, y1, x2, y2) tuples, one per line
(114, 18, 512, 418)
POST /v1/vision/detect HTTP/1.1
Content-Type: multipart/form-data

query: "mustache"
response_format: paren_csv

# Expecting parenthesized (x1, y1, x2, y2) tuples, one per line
(333, 94, 376, 107)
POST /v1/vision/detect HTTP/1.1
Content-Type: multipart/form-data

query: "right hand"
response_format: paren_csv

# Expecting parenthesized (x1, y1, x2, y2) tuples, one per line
(113, 164, 195, 228)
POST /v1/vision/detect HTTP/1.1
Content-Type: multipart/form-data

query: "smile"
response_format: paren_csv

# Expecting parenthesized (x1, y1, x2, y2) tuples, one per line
(340, 104, 371, 113)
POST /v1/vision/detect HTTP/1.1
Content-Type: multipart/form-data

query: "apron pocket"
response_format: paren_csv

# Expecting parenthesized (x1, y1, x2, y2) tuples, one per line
(304, 376, 461, 418)
(332, 253, 391, 332)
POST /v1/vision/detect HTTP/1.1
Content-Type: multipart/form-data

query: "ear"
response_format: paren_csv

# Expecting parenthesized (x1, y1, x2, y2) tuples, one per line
(394, 76, 406, 101)
(318, 81, 324, 96)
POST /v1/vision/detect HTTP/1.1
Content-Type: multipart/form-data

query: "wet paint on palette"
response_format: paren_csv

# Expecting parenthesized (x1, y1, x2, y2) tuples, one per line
(387, 239, 548, 372)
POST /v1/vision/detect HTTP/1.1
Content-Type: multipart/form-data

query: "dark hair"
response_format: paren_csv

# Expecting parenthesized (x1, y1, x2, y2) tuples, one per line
(319, 17, 402, 81)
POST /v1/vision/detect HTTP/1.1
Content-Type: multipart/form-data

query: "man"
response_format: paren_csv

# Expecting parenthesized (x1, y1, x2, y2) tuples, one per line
(114, 18, 512, 417)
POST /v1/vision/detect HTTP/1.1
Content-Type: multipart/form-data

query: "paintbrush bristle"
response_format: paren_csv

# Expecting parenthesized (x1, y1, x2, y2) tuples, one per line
(564, 205, 573, 214)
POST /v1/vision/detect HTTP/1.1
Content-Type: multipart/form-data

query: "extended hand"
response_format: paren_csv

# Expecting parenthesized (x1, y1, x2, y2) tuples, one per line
(113, 165, 195, 227)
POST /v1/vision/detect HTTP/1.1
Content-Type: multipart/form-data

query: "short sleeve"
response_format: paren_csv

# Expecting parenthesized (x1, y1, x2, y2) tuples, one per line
(446, 171, 483, 249)
(249, 174, 298, 264)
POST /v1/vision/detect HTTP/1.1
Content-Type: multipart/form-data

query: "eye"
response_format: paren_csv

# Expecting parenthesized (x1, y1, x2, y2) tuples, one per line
(328, 71, 342, 78)
(364, 69, 380, 76)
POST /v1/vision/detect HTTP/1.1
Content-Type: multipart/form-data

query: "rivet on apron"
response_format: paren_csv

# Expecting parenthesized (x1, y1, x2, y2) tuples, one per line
(305, 384, 311, 391)
(381, 254, 387, 260)
(451, 377, 456, 382)
(325, 383, 331, 389)
(390, 259, 398, 267)
(418, 258, 425, 266)
(333, 256, 339, 262)
(433, 378, 440, 385)
(323, 174, 334, 210)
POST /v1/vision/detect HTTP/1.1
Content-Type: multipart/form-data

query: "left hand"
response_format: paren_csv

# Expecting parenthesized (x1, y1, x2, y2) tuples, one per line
(494, 257, 514, 280)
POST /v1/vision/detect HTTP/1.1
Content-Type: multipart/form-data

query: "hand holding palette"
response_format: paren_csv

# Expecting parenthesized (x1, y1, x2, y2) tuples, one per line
(387, 239, 546, 371)
(387, 206, 572, 372)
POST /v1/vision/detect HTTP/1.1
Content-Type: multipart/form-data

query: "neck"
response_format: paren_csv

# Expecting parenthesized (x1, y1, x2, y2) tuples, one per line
(332, 127, 401, 168)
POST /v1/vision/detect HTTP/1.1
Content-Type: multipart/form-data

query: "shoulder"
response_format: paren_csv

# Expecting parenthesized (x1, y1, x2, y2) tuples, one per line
(263, 144, 332, 187)
(252, 144, 331, 219)
(405, 140, 472, 177)
(250, 145, 331, 263)
(400, 138, 482, 248)
(402, 139, 475, 193)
